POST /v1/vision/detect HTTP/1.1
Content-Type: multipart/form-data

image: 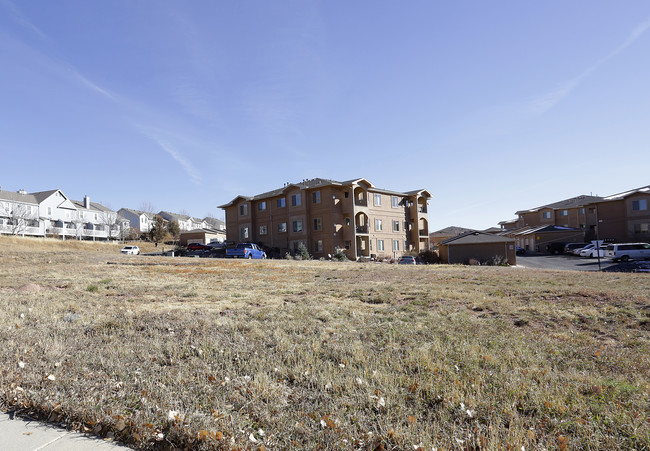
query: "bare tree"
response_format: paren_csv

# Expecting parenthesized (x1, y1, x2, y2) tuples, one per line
(99, 210, 121, 241)
(2, 202, 37, 236)
(139, 201, 156, 214)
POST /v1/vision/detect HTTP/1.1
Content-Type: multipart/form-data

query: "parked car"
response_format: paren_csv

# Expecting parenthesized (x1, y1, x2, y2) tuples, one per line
(516, 246, 526, 255)
(572, 243, 595, 256)
(579, 244, 608, 258)
(606, 243, 650, 262)
(564, 243, 587, 254)
(121, 245, 140, 255)
(546, 242, 567, 254)
(226, 243, 267, 259)
(187, 242, 210, 251)
(398, 255, 416, 265)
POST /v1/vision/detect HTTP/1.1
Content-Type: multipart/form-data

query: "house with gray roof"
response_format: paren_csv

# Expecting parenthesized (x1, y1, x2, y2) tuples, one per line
(1, 188, 127, 240)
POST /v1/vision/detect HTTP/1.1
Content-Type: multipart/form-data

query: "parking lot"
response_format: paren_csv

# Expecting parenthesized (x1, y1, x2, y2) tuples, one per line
(516, 253, 650, 272)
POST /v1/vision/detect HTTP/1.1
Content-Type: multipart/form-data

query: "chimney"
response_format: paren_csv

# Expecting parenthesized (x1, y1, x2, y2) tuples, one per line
(17, 189, 26, 195)
(84, 195, 90, 208)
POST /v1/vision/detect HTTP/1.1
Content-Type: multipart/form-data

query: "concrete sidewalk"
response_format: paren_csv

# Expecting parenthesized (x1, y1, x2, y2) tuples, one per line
(1, 412, 128, 450)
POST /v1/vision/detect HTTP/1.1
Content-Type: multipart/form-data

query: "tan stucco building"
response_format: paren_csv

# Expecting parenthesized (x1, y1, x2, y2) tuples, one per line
(219, 178, 431, 260)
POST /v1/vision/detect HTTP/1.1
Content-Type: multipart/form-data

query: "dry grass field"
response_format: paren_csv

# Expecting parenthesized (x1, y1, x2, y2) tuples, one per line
(1, 236, 649, 450)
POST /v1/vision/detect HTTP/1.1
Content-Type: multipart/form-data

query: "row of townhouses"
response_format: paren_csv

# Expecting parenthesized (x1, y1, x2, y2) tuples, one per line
(0, 187, 225, 241)
(219, 178, 431, 260)
(498, 185, 650, 252)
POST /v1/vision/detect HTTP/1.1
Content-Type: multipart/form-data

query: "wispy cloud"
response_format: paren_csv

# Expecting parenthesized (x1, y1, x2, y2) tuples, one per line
(2, 1, 205, 186)
(529, 17, 650, 114)
(134, 125, 202, 185)
(0, 0, 50, 42)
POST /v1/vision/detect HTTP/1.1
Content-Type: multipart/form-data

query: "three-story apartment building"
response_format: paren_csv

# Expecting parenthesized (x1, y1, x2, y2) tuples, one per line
(219, 178, 431, 259)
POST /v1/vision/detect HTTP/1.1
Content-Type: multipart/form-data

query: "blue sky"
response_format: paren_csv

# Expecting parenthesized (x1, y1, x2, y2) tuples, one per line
(1, 1, 649, 230)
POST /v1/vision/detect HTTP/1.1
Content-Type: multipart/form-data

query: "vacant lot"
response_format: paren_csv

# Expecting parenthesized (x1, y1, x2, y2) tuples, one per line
(1, 237, 648, 450)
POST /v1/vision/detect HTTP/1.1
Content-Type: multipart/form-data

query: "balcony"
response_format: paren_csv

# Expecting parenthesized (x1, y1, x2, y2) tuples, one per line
(418, 206, 427, 213)
(356, 225, 369, 234)
(354, 199, 367, 207)
(419, 229, 428, 236)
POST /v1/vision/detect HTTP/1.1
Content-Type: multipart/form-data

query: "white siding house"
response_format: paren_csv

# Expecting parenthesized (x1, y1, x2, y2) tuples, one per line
(0, 188, 128, 240)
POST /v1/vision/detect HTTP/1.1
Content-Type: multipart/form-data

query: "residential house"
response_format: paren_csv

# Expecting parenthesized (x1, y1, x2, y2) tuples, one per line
(219, 178, 431, 259)
(71, 196, 130, 240)
(179, 228, 226, 246)
(500, 225, 585, 254)
(117, 208, 156, 233)
(429, 226, 475, 246)
(0, 189, 41, 236)
(1, 188, 127, 240)
(203, 217, 226, 232)
(514, 195, 603, 230)
(158, 211, 207, 232)
(438, 231, 517, 265)
(585, 185, 650, 243)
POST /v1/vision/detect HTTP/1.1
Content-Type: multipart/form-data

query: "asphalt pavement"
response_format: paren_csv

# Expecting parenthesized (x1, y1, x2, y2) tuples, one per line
(516, 253, 650, 272)
(0, 412, 127, 451)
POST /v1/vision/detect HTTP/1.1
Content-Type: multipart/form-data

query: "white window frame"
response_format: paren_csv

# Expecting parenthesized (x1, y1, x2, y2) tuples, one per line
(374, 193, 382, 206)
(377, 239, 384, 251)
(278, 222, 287, 233)
(292, 220, 303, 233)
(375, 219, 383, 231)
(259, 225, 267, 235)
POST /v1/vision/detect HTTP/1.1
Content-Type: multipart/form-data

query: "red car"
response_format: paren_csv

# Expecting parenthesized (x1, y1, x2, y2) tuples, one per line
(186, 243, 209, 251)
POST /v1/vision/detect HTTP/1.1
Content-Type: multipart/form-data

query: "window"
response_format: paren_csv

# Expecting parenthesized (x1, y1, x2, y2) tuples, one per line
(404, 240, 409, 251)
(47, 207, 52, 216)
(377, 240, 384, 251)
(277, 198, 286, 208)
(393, 239, 399, 251)
(559, 210, 568, 216)
(291, 194, 301, 206)
(344, 191, 349, 198)
(345, 217, 351, 226)
(259, 225, 267, 235)
(374, 193, 382, 206)
(314, 240, 323, 252)
(240, 204, 248, 216)
(393, 220, 399, 232)
(578, 208, 585, 214)
(375, 219, 383, 231)
(634, 223, 649, 234)
(312, 191, 321, 204)
(542, 211, 551, 219)
(345, 241, 350, 250)
(392, 196, 400, 208)
(240, 227, 249, 239)
(292, 220, 303, 233)
(278, 222, 287, 233)
(313, 218, 322, 231)
(633, 199, 648, 211)
(258, 201, 266, 211)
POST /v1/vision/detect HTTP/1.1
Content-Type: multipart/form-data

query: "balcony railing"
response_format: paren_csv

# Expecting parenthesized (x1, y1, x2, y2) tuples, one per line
(354, 199, 367, 207)
(419, 229, 428, 236)
(418, 206, 427, 213)
(356, 225, 369, 234)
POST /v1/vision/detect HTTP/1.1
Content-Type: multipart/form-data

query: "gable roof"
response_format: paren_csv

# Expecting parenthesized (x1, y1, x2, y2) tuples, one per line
(0, 189, 39, 204)
(515, 195, 604, 215)
(118, 208, 156, 219)
(219, 177, 431, 208)
(430, 226, 475, 236)
(440, 230, 514, 245)
(71, 199, 114, 213)
(600, 185, 650, 201)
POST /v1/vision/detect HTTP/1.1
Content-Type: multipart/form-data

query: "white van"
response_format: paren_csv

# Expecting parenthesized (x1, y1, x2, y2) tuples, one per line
(605, 243, 650, 262)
